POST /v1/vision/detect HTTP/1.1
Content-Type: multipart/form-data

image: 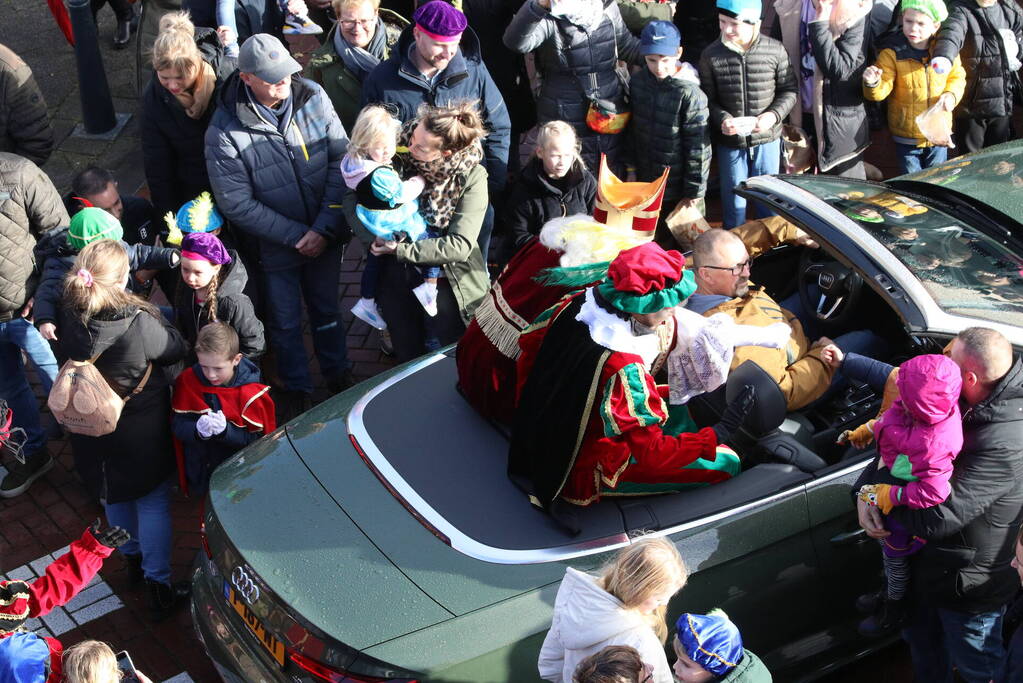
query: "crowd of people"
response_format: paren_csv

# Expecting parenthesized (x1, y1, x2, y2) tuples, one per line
(2, 0, 1023, 677)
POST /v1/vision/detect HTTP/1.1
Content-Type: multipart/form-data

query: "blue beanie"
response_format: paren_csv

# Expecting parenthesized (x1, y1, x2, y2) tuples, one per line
(676, 610, 745, 677)
(640, 21, 681, 56)
(717, 0, 761, 23)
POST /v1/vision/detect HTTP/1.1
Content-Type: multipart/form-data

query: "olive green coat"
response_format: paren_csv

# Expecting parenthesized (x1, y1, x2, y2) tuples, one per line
(303, 9, 409, 132)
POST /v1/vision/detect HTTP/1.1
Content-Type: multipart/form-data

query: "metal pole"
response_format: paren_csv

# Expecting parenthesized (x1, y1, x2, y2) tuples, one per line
(66, 0, 117, 134)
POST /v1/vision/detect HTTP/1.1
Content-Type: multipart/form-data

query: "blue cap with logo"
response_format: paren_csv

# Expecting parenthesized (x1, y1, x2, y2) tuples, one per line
(640, 21, 681, 56)
(717, 0, 762, 23)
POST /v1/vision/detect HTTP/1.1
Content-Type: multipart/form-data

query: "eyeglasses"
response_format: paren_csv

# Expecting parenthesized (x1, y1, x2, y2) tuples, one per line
(700, 260, 751, 276)
(339, 18, 374, 27)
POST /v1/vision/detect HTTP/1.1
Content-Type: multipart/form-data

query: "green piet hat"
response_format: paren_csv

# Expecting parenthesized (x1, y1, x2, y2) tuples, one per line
(596, 243, 696, 314)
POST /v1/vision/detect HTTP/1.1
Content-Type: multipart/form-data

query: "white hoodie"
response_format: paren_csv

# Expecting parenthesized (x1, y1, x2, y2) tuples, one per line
(537, 568, 673, 683)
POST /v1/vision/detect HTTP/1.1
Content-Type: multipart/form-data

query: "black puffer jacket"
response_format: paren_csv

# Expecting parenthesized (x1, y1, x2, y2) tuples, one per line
(629, 64, 710, 202)
(808, 18, 870, 172)
(886, 356, 1023, 613)
(172, 249, 265, 359)
(503, 0, 641, 130)
(933, 0, 1023, 119)
(698, 35, 797, 148)
(58, 305, 188, 503)
(142, 27, 236, 224)
(505, 156, 596, 249)
(0, 152, 68, 318)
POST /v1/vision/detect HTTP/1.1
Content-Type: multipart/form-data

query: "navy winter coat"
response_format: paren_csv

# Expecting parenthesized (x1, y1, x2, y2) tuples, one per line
(205, 72, 349, 270)
(361, 26, 511, 194)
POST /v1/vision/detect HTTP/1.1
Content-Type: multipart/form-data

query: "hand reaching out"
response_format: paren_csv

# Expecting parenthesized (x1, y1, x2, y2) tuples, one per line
(863, 65, 882, 87)
(820, 343, 844, 369)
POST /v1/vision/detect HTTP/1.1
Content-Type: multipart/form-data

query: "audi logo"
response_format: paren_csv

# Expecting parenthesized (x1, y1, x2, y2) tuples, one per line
(231, 565, 261, 605)
(818, 272, 835, 290)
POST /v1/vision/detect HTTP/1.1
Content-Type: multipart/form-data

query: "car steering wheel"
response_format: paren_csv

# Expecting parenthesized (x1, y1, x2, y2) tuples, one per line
(797, 248, 864, 325)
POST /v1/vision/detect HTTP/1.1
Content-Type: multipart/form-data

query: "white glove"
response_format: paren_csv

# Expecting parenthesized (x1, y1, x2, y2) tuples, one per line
(930, 57, 952, 74)
(196, 411, 227, 439)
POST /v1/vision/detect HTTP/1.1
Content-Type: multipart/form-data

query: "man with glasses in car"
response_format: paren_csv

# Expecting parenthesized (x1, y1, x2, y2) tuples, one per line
(687, 218, 882, 410)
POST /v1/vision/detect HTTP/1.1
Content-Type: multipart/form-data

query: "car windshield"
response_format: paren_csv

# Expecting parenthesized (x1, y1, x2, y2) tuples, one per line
(783, 175, 1023, 327)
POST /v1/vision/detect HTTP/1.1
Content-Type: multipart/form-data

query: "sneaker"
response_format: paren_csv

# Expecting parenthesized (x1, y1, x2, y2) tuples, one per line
(0, 450, 53, 498)
(858, 598, 906, 637)
(379, 329, 394, 356)
(351, 298, 387, 330)
(283, 14, 323, 35)
(412, 281, 439, 317)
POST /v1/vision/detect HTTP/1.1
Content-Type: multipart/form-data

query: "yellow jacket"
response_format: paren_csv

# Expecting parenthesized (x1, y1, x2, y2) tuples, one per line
(699, 217, 836, 411)
(863, 40, 966, 147)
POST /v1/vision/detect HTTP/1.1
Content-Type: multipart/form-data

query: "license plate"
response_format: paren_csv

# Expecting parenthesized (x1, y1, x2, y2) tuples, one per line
(224, 581, 286, 668)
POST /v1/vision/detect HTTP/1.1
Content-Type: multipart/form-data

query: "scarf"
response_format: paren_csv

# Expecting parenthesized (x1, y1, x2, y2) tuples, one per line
(333, 17, 388, 81)
(399, 122, 484, 231)
(173, 60, 216, 120)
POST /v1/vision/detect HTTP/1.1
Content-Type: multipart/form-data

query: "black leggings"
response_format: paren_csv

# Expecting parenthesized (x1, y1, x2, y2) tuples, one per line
(376, 257, 466, 363)
(91, 0, 133, 22)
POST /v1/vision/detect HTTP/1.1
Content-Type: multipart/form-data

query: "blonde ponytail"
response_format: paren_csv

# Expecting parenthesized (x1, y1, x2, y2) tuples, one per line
(63, 240, 158, 324)
(152, 11, 202, 76)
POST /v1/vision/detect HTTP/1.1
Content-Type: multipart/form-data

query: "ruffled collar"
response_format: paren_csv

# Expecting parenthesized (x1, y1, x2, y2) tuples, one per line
(575, 288, 662, 369)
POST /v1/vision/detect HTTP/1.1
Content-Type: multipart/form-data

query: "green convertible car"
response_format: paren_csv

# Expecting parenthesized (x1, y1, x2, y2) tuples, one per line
(191, 142, 1023, 682)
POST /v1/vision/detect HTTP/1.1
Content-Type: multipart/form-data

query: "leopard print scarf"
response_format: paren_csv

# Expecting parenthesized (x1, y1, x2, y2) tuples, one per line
(398, 123, 484, 232)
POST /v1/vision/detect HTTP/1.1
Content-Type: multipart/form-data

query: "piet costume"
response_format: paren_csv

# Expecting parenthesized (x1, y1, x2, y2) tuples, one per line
(0, 527, 116, 683)
(171, 358, 276, 496)
(675, 610, 773, 682)
(457, 157, 668, 422)
(509, 243, 741, 509)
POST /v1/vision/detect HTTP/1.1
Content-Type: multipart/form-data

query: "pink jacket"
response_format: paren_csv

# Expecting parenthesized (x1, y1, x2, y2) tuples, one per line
(874, 354, 963, 510)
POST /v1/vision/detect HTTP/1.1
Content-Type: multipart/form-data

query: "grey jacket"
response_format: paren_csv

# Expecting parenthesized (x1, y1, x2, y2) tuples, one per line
(0, 152, 67, 317)
(503, 0, 641, 130)
(205, 72, 349, 270)
(698, 34, 797, 149)
(0, 44, 54, 167)
(808, 19, 870, 171)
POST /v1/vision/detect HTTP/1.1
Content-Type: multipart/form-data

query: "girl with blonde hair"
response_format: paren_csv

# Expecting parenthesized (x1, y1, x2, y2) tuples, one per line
(505, 120, 596, 253)
(62, 640, 154, 683)
(142, 10, 236, 233)
(342, 105, 434, 331)
(58, 240, 190, 622)
(539, 537, 688, 683)
(349, 101, 491, 361)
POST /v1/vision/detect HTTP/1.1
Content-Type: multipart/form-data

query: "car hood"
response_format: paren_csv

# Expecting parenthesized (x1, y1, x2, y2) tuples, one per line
(285, 376, 578, 617)
(207, 427, 452, 649)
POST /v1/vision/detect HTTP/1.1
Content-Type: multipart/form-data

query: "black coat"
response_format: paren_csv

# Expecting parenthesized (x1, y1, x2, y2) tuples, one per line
(58, 305, 188, 504)
(885, 356, 1023, 613)
(698, 34, 797, 149)
(628, 65, 710, 202)
(808, 18, 870, 172)
(172, 249, 265, 359)
(505, 157, 596, 250)
(141, 27, 236, 223)
(933, 0, 1023, 119)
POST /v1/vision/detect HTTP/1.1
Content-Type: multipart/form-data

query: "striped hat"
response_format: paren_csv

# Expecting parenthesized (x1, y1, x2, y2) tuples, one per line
(68, 207, 123, 251)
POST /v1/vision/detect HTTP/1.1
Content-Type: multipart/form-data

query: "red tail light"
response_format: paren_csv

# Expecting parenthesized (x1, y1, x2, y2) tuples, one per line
(288, 650, 418, 683)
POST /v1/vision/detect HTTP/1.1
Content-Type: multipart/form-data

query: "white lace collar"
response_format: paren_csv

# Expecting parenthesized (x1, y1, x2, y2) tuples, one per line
(575, 288, 661, 369)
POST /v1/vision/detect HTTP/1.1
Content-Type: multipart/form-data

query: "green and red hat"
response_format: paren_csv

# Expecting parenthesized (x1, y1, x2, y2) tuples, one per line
(596, 242, 696, 314)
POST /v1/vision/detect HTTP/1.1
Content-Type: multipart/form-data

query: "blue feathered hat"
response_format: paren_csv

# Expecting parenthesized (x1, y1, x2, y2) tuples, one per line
(164, 192, 224, 246)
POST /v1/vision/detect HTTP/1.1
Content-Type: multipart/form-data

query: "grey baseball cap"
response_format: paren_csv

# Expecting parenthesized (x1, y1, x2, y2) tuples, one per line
(238, 34, 301, 84)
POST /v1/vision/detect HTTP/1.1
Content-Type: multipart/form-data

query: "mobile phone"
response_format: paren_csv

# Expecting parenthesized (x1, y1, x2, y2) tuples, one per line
(116, 651, 140, 683)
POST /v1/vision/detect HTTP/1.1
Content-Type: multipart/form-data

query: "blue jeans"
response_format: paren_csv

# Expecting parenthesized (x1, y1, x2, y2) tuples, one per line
(263, 245, 350, 394)
(895, 143, 948, 175)
(718, 139, 781, 229)
(103, 479, 173, 584)
(903, 604, 1005, 683)
(0, 318, 53, 456)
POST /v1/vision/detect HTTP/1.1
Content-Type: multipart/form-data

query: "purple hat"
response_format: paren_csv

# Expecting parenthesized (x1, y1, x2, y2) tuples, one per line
(181, 232, 232, 266)
(413, 0, 467, 40)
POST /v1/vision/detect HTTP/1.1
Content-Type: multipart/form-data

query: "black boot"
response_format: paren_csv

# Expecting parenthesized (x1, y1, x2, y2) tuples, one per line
(855, 589, 884, 615)
(123, 553, 143, 586)
(113, 17, 131, 48)
(146, 579, 191, 622)
(0, 449, 53, 498)
(858, 598, 906, 637)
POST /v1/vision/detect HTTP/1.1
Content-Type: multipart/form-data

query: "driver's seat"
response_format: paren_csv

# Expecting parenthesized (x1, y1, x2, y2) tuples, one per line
(694, 362, 828, 472)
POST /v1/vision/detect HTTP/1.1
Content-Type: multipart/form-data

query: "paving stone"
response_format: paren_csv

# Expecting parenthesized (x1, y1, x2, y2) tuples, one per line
(40, 608, 77, 637)
(4, 565, 36, 581)
(70, 594, 124, 625)
(64, 581, 114, 611)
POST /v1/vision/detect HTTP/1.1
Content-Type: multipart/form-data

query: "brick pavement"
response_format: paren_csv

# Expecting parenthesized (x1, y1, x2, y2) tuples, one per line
(0, 5, 936, 679)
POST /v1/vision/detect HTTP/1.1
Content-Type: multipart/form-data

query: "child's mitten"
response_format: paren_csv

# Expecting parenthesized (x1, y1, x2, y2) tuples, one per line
(857, 483, 902, 514)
